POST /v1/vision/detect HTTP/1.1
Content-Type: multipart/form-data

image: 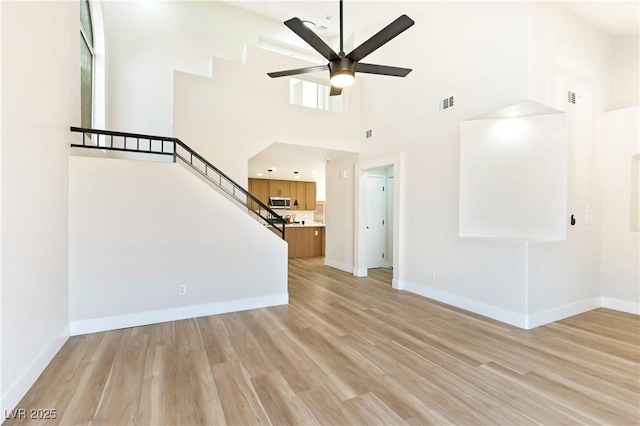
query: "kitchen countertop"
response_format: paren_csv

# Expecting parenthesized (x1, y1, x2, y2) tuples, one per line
(266, 222, 325, 228)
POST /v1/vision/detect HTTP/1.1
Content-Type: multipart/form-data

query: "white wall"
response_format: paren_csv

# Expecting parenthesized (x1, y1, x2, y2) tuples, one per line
(460, 113, 568, 242)
(172, 46, 361, 187)
(102, 0, 316, 136)
(600, 106, 640, 313)
(69, 156, 288, 334)
(325, 154, 359, 273)
(526, 1, 611, 319)
(610, 36, 639, 111)
(0, 0, 3, 411)
(1, 1, 77, 413)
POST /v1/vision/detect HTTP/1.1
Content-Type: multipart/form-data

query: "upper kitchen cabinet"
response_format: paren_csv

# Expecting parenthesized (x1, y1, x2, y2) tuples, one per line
(291, 181, 317, 210)
(248, 178, 270, 209)
(249, 178, 317, 211)
(270, 180, 290, 197)
(304, 182, 316, 211)
(290, 181, 305, 210)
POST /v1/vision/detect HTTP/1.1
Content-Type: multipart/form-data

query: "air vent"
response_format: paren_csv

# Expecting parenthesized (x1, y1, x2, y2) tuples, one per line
(567, 90, 579, 106)
(365, 129, 373, 139)
(438, 95, 455, 112)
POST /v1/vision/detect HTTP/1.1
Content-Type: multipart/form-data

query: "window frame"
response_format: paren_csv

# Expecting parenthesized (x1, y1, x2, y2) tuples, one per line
(80, 0, 95, 129)
(289, 77, 344, 114)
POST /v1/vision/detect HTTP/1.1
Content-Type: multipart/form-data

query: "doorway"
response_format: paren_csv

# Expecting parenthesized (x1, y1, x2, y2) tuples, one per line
(354, 154, 404, 290)
(366, 167, 394, 276)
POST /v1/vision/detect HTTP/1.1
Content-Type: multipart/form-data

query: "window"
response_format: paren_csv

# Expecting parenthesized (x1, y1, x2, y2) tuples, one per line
(290, 78, 343, 113)
(80, 0, 94, 128)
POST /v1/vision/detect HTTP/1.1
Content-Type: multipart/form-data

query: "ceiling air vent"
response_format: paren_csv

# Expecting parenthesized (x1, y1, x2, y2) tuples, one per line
(567, 90, 579, 106)
(438, 95, 455, 112)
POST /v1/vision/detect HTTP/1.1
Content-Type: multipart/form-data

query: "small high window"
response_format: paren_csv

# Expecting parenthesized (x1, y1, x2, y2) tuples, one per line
(290, 78, 344, 114)
(80, 0, 94, 128)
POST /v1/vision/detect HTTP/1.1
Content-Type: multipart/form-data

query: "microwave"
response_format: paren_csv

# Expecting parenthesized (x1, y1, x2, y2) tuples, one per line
(269, 197, 291, 209)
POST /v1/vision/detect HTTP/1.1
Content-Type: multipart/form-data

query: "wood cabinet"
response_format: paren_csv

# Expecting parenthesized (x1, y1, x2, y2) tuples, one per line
(270, 180, 290, 197)
(276, 226, 324, 258)
(249, 178, 316, 211)
(290, 181, 305, 210)
(290, 181, 316, 211)
(304, 182, 316, 210)
(248, 178, 269, 210)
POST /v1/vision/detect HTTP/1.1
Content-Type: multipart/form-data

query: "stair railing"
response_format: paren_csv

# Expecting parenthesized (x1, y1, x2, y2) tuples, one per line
(70, 127, 286, 238)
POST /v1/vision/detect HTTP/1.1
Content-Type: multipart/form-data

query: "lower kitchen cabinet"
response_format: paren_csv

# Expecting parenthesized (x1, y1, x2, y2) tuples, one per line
(271, 226, 325, 258)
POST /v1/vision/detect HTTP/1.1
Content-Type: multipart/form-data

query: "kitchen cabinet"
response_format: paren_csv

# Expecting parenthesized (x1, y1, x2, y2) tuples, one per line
(270, 180, 290, 197)
(271, 226, 324, 258)
(290, 181, 305, 210)
(304, 182, 316, 210)
(249, 178, 317, 211)
(248, 178, 270, 210)
(290, 181, 316, 211)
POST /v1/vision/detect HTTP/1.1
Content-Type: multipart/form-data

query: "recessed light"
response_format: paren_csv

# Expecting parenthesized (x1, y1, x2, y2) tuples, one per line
(312, 170, 318, 174)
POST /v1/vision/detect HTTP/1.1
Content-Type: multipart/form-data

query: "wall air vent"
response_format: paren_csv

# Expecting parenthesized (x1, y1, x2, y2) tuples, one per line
(438, 95, 455, 112)
(567, 90, 579, 106)
(365, 129, 373, 139)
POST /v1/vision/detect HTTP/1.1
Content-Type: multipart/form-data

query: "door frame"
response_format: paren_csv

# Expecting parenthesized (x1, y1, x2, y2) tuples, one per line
(354, 153, 404, 290)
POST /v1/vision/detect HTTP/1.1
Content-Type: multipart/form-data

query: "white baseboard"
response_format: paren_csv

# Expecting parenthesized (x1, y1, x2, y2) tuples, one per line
(600, 297, 640, 315)
(70, 293, 288, 336)
(2, 325, 69, 417)
(526, 297, 601, 329)
(398, 280, 615, 330)
(353, 268, 368, 277)
(324, 258, 353, 274)
(399, 280, 528, 328)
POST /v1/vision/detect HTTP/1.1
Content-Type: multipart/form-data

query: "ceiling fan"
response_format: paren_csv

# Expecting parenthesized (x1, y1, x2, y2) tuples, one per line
(267, 0, 415, 96)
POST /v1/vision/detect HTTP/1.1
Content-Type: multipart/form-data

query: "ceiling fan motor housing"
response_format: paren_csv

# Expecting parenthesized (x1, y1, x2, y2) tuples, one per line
(329, 57, 356, 74)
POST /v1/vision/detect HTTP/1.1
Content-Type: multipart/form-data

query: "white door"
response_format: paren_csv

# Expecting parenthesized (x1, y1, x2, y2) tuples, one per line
(367, 176, 386, 268)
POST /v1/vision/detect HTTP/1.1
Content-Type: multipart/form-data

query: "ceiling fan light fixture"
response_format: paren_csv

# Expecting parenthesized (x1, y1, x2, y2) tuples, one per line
(329, 57, 356, 88)
(330, 71, 355, 88)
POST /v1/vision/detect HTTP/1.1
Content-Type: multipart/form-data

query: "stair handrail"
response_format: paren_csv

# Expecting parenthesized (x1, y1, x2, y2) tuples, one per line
(69, 126, 286, 238)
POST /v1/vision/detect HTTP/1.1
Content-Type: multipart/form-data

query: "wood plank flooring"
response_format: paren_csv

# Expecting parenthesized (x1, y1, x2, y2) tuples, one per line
(6, 257, 639, 425)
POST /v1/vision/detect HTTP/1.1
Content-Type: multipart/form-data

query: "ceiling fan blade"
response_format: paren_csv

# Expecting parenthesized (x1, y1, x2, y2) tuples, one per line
(355, 63, 412, 77)
(285, 18, 340, 61)
(267, 65, 328, 78)
(347, 15, 414, 62)
(329, 86, 342, 96)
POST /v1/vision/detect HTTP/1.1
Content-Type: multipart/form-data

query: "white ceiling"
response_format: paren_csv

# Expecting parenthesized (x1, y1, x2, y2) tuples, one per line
(230, 0, 639, 38)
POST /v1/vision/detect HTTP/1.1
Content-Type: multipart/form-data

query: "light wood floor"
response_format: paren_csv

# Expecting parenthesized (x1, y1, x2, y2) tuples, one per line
(7, 257, 639, 425)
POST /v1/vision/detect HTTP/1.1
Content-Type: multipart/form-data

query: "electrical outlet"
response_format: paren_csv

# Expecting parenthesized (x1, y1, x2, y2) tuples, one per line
(179, 284, 187, 296)
(431, 270, 436, 280)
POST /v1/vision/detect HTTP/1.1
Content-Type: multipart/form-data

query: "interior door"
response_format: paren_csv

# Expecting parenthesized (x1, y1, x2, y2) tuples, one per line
(367, 176, 386, 268)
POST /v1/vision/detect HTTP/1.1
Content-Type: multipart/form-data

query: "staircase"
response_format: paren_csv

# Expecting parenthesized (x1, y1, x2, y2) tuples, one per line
(70, 127, 286, 238)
